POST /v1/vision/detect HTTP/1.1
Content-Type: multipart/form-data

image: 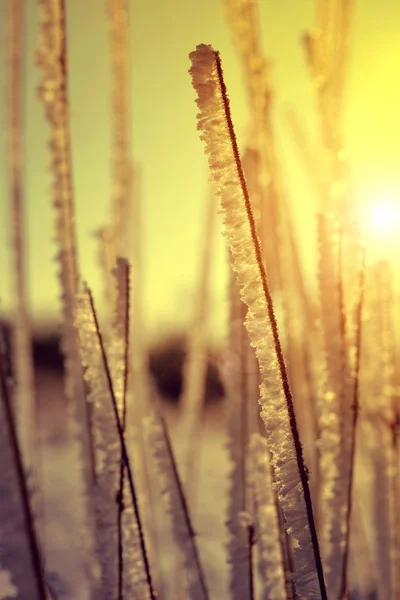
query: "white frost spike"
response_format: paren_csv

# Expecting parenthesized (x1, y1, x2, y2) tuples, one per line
(146, 412, 209, 600)
(74, 289, 150, 599)
(189, 44, 326, 600)
(248, 433, 288, 600)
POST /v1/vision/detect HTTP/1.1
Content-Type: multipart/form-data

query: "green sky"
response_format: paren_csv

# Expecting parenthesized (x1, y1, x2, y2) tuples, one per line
(1, 0, 399, 340)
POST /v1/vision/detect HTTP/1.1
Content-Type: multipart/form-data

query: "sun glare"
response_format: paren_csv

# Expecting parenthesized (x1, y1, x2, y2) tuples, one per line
(360, 195, 400, 243)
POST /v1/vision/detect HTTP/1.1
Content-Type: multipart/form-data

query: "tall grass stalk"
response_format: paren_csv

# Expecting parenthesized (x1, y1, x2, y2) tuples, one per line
(86, 287, 157, 600)
(0, 335, 47, 600)
(225, 0, 320, 480)
(224, 0, 282, 297)
(147, 408, 210, 600)
(7, 0, 38, 482)
(110, 260, 131, 600)
(189, 44, 327, 600)
(248, 433, 292, 600)
(180, 185, 216, 488)
(339, 245, 365, 600)
(36, 0, 97, 554)
(224, 271, 254, 600)
(97, 0, 133, 312)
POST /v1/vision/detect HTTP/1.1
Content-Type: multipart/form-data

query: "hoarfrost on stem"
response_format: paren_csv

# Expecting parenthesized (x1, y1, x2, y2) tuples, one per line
(189, 43, 326, 600)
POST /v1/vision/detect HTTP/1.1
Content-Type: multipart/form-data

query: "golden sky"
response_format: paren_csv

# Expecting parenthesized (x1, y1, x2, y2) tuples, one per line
(1, 0, 400, 340)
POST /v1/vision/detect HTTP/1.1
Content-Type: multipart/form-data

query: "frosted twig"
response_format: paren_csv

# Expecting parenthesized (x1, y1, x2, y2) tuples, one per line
(86, 287, 157, 600)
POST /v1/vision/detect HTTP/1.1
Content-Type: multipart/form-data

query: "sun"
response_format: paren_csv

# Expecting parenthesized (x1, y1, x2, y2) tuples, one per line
(360, 195, 400, 243)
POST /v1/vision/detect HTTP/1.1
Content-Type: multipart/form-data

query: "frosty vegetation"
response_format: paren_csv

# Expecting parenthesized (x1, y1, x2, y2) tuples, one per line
(1, 0, 399, 599)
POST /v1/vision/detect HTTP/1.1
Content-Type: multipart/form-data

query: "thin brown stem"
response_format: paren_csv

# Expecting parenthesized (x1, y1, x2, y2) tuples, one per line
(248, 521, 255, 600)
(157, 409, 210, 599)
(0, 340, 47, 600)
(86, 287, 157, 600)
(116, 263, 130, 600)
(214, 50, 327, 600)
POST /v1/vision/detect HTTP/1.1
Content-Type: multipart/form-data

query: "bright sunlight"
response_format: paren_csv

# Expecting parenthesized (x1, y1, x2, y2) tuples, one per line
(360, 194, 400, 247)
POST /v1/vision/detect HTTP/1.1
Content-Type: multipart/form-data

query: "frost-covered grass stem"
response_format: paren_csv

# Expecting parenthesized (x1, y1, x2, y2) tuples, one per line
(213, 50, 327, 600)
(339, 246, 365, 600)
(0, 341, 47, 600)
(86, 287, 157, 600)
(116, 267, 130, 600)
(157, 409, 210, 599)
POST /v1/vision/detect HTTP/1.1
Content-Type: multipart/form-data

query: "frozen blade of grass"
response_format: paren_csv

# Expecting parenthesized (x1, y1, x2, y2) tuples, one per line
(125, 167, 166, 597)
(75, 281, 154, 599)
(110, 258, 130, 422)
(36, 0, 80, 314)
(84, 287, 156, 600)
(223, 271, 253, 600)
(107, 0, 132, 252)
(35, 1, 97, 587)
(248, 433, 291, 600)
(315, 214, 346, 597)
(180, 185, 216, 486)
(359, 261, 397, 600)
(189, 44, 327, 600)
(7, 0, 37, 482)
(338, 245, 365, 600)
(146, 409, 210, 600)
(223, 0, 282, 297)
(301, 18, 355, 585)
(111, 258, 130, 600)
(74, 290, 121, 598)
(302, 0, 353, 205)
(103, 2, 162, 579)
(97, 0, 132, 315)
(0, 334, 47, 600)
(225, 3, 320, 483)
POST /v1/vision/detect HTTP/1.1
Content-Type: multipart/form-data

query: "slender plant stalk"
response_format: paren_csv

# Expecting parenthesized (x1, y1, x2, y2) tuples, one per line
(248, 520, 255, 600)
(392, 417, 400, 600)
(223, 266, 253, 600)
(8, 0, 38, 477)
(224, 0, 283, 296)
(251, 464, 293, 600)
(108, 0, 132, 249)
(0, 340, 47, 600)
(253, 428, 295, 600)
(114, 264, 131, 600)
(157, 409, 210, 599)
(238, 295, 254, 600)
(339, 245, 365, 600)
(224, 261, 257, 599)
(180, 184, 215, 487)
(213, 49, 327, 600)
(391, 323, 400, 600)
(36, 0, 97, 499)
(225, 3, 320, 493)
(86, 287, 157, 600)
(98, 0, 133, 312)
